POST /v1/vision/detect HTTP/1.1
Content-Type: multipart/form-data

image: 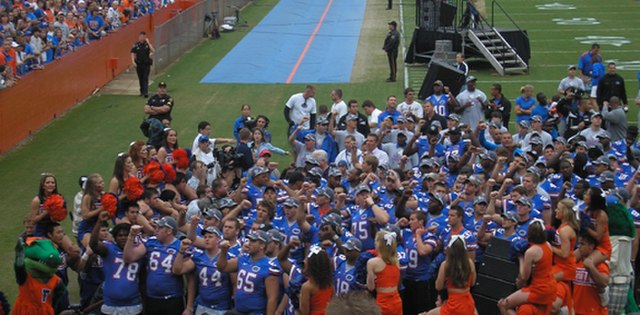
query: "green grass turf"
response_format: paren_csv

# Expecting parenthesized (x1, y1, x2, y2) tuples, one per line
(0, 0, 403, 301)
(0, 0, 638, 304)
(403, 0, 640, 126)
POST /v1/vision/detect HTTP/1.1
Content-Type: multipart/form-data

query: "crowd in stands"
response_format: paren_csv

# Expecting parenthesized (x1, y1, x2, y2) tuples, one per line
(13, 43, 640, 315)
(0, 0, 170, 88)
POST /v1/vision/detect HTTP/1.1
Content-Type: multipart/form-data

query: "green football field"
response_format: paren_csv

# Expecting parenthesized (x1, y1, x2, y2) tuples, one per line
(0, 0, 638, 303)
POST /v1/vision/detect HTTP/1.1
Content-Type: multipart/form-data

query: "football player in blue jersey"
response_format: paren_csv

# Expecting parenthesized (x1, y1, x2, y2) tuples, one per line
(333, 237, 363, 295)
(217, 230, 281, 315)
(349, 184, 390, 250)
(426, 80, 455, 117)
(173, 226, 232, 315)
(123, 216, 184, 314)
(440, 206, 478, 262)
(273, 197, 313, 265)
(240, 166, 272, 214)
(401, 211, 438, 314)
(90, 211, 143, 315)
(221, 218, 243, 257)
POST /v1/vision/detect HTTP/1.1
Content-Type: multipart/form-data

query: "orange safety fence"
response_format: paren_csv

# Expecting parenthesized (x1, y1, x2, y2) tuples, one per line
(0, 0, 200, 154)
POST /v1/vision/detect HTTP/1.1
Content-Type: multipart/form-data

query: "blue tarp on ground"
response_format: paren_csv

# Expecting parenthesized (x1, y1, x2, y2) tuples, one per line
(200, 0, 367, 84)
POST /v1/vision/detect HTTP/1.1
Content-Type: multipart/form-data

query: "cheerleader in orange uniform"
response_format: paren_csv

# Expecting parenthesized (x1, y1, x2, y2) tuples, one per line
(422, 235, 477, 315)
(498, 219, 556, 315)
(583, 188, 611, 265)
(300, 246, 334, 315)
(367, 231, 403, 315)
(551, 199, 579, 314)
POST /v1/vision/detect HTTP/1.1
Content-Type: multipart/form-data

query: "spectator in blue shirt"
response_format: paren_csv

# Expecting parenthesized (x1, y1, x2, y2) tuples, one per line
(378, 95, 401, 125)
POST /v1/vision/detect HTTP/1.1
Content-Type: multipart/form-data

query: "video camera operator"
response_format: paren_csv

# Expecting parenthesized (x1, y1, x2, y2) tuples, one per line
(193, 135, 219, 184)
(557, 87, 593, 138)
(215, 129, 252, 189)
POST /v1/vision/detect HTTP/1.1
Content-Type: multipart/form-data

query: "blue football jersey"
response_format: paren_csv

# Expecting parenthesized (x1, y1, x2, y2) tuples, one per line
(144, 237, 183, 299)
(273, 218, 309, 264)
(102, 241, 142, 306)
(402, 229, 437, 281)
(349, 206, 378, 250)
(333, 255, 360, 295)
(235, 254, 281, 314)
(426, 94, 450, 117)
(191, 249, 232, 310)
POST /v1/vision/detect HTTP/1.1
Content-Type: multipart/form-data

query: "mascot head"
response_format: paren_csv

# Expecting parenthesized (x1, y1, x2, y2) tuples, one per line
(23, 238, 61, 281)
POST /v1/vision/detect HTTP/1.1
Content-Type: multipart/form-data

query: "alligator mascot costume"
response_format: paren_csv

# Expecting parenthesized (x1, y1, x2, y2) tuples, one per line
(12, 237, 66, 315)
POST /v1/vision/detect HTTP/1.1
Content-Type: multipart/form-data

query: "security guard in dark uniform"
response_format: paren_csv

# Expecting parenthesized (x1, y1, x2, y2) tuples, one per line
(131, 31, 154, 98)
(383, 21, 400, 82)
(144, 81, 173, 148)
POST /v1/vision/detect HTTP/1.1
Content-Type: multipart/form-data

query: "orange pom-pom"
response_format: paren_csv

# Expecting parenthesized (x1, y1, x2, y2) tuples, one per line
(148, 169, 165, 184)
(143, 161, 161, 175)
(162, 163, 176, 183)
(123, 177, 144, 201)
(173, 148, 188, 160)
(173, 149, 190, 170)
(102, 193, 119, 219)
(44, 194, 66, 221)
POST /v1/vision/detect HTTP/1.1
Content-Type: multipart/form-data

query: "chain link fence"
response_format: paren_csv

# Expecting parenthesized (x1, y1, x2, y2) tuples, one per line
(153, 0, 252, 74)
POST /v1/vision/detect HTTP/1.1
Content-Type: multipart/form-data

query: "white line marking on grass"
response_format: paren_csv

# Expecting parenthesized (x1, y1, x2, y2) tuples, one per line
(400, 0, 409, 89)
(535, 50, 640, 54)
(552, 18, 600, 25)
(535, 3, 576, 10)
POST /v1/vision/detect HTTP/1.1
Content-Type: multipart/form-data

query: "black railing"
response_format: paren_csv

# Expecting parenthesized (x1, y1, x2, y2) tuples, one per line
(491, 0, 528, 40)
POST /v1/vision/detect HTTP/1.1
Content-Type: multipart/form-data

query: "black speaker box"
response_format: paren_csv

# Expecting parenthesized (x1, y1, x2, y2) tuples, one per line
(439, 3, 457, 27)
(417, 60, 465, 100)
(473, 294, 500, 315)
(472, 274, 516, 301)
(485, 236, 512, 259)
(478, 255, 519, 282)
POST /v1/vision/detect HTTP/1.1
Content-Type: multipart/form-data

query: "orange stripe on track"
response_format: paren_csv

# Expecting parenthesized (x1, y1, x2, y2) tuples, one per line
(285, 0, 334, 84)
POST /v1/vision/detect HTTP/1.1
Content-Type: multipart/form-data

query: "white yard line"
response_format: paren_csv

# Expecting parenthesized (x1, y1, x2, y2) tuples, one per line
(399, 0, 409, 89)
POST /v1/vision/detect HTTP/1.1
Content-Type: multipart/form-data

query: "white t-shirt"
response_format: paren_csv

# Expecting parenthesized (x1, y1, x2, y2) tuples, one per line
(193, 148, 217, 184)
(191, 133, 216, 153)
(368, 108, 383, 132)
(286, 93, 317, 129)
(397, 100, 423, 118)
(331, 100, 348, 123)
(456, 88, 487, 130)
(360, 148, 389, 167)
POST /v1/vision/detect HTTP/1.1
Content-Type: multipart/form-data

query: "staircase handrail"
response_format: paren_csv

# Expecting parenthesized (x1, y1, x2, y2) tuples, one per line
(491, 0, 528, 40)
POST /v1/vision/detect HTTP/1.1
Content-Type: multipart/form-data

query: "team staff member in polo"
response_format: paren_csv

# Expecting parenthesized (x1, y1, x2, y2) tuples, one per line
(144, 81, 174, 147)
(131, 31, 154, 98)
(383, 21, 400, 83)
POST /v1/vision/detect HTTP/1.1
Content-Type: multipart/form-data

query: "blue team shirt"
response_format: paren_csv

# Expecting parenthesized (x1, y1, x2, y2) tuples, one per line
(144, 237, 183, 299)
(427, 213, 448, 238)
(235, 254, 281, 314)
(378, 109, 401, 125)
(426, 94, 450, 117)
(416, 137, 446, 159)
(333, 255, 360, 294)
(629, 208, 640, 228)
(242, 183, 265, 214)
(440, 226, 478, 255)
(191, 249, 232, 310)
(515, 96, 536, 123)
(493, 228, 523, 242)
(273, 218, 311, 264)
(349, 206, 380, 250)
(445, 141, 467, 162)
(402, 229, 437, 281)
(102, 241, 142, 306)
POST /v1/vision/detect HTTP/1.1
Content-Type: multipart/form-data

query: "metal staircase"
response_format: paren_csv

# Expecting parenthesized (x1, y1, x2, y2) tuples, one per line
(467, 28, 528, 76)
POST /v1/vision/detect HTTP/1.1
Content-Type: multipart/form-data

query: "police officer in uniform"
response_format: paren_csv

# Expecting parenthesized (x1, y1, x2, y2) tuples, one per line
(383, 21, 400, 82)
(144, 81, 174, 147)
(131, 31, 154, 98)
